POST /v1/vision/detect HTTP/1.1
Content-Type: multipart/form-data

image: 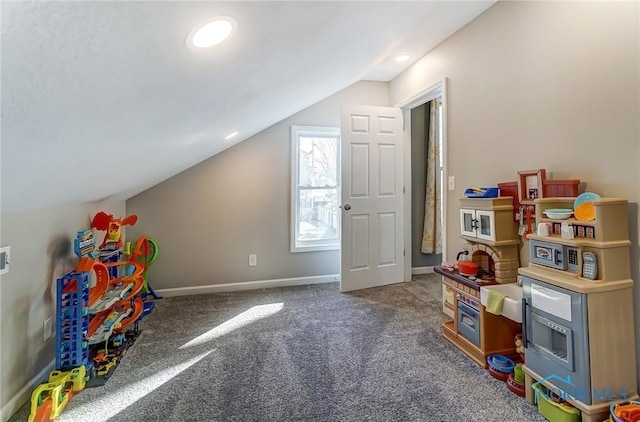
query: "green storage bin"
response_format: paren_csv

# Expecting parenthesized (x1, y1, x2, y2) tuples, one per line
(534, 385, 581, 422)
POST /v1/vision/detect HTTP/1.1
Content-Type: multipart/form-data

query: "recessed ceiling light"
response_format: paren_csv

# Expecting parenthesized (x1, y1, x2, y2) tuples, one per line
(186, 17, 237, 50)
(224, 131, 239, 140)
(395, 55, 410, 63)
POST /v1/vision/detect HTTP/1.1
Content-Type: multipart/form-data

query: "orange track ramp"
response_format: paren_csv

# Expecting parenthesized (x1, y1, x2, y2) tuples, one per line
(105, 260, 144, 279)
(31, 398, 53, 422)
(74, 258, 110, 308)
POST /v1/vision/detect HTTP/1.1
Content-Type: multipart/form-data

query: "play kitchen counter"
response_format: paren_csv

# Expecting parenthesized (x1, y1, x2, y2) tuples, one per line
(435, 265, 521, 368)
(434, 265, 499, 291)
(435, 196, 523, 368)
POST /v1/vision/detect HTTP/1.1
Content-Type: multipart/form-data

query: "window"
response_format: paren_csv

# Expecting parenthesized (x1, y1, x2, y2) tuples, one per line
(291, 125, 341, 253)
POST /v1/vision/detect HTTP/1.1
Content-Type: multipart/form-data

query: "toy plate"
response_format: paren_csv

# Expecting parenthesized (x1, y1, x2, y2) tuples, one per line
(574, 202, 596, 221)
(543, 209, 573, 220)
(487, 354, 514, 373)
(574, 192, 601, 209)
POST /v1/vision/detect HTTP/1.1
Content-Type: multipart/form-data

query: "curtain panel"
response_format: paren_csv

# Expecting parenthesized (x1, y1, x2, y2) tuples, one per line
(420, 100, 442, 254)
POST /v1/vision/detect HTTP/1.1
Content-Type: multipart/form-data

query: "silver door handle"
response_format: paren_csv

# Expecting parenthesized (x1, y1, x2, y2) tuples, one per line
(343, 204, 351, 210)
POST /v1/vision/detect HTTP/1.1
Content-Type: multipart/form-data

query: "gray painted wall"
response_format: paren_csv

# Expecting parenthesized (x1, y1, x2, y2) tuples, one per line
(127, 81, 390, 290)
(410, 103, 442, 268)
(390, 0, 640, 384)
(0, 200, 126, 418)
(7, 1, 639, 416)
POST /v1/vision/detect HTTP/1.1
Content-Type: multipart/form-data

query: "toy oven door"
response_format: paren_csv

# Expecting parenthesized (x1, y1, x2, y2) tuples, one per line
(457, 301, 480, 347)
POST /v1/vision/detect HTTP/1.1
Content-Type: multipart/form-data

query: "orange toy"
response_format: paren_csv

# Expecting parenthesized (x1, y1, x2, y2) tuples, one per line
(87, 295, 144, 339)
(105, 260, 144, 280)
(91, 212, 138, 250)
(611, 401, 640, 422)
(75, 258, 110, 308)
(31, 398, 52, 422)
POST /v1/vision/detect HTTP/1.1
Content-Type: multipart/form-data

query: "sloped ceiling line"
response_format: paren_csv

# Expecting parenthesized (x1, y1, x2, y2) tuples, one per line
(1, 1, 495, 212)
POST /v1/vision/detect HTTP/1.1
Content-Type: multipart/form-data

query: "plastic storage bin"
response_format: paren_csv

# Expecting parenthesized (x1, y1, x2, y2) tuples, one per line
(464, 187, 499, 198)
(534, 385, 581, 422)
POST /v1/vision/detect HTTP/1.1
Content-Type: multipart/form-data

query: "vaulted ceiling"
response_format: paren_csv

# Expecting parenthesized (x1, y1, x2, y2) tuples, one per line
(1, 1, 494, 212)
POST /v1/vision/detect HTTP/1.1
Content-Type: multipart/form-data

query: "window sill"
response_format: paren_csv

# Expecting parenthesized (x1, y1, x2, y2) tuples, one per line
(291, 244, 340, 253)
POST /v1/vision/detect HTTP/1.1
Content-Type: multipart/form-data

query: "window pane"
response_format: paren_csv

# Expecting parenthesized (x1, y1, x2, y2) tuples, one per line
(298, 136, 338, 188)
(291, 125, 340, 253)
(297, 188, 339, 242)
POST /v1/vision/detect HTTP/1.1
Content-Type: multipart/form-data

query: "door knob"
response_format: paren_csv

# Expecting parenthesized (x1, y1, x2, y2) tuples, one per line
(343, 204, 351, 210)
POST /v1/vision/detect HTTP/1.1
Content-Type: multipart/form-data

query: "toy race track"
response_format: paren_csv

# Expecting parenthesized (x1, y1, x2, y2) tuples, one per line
(28, 367, 86, 422)
(87, 296, 144, 345)
(29, 213, 161, 422)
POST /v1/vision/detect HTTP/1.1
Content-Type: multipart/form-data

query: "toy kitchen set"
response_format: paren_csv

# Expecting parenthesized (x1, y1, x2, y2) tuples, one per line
(435, 170, 638, 422)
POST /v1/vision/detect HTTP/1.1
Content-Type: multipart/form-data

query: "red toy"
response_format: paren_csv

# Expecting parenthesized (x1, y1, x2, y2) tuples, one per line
(91, 212, 138, 250)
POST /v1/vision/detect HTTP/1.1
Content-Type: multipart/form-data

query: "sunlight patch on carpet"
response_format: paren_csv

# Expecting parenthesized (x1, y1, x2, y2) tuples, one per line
(60, 350, 214, 422)
(179, 303, 284, 349)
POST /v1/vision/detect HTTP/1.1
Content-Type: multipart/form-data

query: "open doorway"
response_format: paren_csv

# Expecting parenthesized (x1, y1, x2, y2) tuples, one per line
(409, 99, 443, 273)
(398, 78, 448, 281)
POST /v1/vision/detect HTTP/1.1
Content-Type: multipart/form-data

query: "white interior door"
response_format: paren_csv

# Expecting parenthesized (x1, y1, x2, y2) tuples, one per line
(340, 105, 404, 292)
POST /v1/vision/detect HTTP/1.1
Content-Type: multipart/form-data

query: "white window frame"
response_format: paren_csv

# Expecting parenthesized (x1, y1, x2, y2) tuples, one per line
(290, 125, 341, 253)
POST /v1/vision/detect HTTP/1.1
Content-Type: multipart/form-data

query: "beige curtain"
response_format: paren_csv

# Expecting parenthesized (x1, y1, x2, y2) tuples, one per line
(421, 100, 442, 254)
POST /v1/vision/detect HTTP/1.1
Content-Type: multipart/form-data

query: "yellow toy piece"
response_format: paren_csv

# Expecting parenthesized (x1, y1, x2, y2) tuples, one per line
(96, 357, 118, 376)
(28, 366, 86, 422)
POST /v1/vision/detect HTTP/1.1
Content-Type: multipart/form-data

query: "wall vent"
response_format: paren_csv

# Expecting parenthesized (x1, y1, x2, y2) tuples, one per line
(0, 246, 10, 275)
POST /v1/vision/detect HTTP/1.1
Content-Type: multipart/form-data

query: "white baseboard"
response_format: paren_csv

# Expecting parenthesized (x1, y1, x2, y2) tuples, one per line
(412, 266, 435, 275)
(156, 274, 340, 297)
(1, 359, 54, 422)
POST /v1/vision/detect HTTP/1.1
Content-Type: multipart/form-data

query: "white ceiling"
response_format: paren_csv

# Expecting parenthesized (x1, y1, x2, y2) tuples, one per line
(1, 1, 495, 212)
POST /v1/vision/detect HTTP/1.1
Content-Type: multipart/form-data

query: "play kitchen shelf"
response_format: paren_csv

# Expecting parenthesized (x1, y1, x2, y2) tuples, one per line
(459, 197, 519, 246)
(456, 196, 521, 284)
(520, 196, 637, 422)
(534, 197, 630, 243)
(435, 266, 521, 369)
(528, 197, 632, 286)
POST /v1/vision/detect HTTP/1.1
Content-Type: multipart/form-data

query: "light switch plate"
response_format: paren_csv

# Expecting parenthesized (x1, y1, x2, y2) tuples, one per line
(448, 176, 455, 191)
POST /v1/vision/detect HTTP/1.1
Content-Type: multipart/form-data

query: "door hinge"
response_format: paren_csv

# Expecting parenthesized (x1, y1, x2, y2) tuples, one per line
(403, 186, 405, 194)
(403, 249, 406, 257)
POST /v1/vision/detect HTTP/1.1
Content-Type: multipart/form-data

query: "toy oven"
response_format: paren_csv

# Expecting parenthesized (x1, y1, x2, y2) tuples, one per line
(522, 276, 592, 403)
(457, 293, 480, 347)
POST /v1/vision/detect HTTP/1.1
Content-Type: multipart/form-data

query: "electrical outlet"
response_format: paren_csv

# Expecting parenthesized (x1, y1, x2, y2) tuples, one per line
(448, 176, 455, 191)
(43, 317, 53, 342)
(249, 254, 257, 267)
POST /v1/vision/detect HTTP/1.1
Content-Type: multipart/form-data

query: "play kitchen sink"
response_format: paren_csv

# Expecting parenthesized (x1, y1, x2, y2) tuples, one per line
(480, 283, 523, 323)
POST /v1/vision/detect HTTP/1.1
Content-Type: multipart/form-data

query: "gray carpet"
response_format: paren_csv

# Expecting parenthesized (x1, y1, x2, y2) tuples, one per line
(10, 275, 546, 421)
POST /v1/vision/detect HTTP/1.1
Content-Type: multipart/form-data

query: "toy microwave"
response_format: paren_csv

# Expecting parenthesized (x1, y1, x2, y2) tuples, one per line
(530, 239, 579, 273)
